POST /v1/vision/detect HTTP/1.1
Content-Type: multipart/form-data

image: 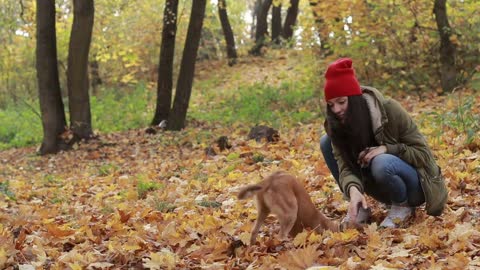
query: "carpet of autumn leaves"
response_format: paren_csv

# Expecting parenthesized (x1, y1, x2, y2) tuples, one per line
(1, 56, 480, 270)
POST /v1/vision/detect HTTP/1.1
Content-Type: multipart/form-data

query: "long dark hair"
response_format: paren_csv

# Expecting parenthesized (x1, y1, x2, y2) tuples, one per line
(326, 95, 377, 177)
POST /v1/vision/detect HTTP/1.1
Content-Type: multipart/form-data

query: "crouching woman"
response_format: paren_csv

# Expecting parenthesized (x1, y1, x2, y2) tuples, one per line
(320, 58, 448, 228)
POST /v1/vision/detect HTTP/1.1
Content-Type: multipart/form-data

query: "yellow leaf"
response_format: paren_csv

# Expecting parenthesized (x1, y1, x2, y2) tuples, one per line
(327, 229, 359, 245)
(277, 245, 321, 270)
(293, 231, 309, 247)
(161, 221, 180, 240)
(204, 215, 218, 229)
(123, 242, 141, 252)
(125, 189, 138, 200)
(307, 232, 322, 243)
(0, 248, 7, 268)
(238, 232, 251, 245)
(143, 249, 177, 270)
(213, 179, 226, 190)
(454, 171, 469, 181)
(365, 223, 382, 248)
(108, 242, 116, 252)
(226, 171, 242, 181)
(291, 159, 301, 169)
(68, 263, 83, 270)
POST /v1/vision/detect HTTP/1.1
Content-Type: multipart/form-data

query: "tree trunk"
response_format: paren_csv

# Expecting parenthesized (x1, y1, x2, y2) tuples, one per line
(36, 0, 68, 155)
(167, 0, 206, 130)
(152, 0, 179, 126)
(271, 3, 282, 44)
(198, 27, 218, 61)
(433, 0, 457, 93)
(218, 0, 237, 66)
(250, 0, 262, 39)
(250, 0, 272, 55)
(89, 58, 102, 95)
(282, 0, 299, 40)
(67, 0, 94, 141)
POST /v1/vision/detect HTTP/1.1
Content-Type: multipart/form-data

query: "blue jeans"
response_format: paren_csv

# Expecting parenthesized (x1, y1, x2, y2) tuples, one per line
(320, 134, 425, 206)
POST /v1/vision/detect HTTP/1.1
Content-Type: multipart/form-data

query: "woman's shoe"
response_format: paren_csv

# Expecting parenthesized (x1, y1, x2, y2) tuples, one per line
(379, 205, 413, 228)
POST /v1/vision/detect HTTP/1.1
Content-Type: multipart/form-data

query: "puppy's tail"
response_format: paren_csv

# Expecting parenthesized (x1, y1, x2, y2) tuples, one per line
(237, 185, 263, 200)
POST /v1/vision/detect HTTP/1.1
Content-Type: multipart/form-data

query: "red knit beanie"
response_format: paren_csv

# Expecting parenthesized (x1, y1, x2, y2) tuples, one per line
(324, 58, 362, 101)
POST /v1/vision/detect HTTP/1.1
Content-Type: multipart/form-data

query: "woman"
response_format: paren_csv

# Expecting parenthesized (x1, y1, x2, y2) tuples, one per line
(320, 58, 448, 228)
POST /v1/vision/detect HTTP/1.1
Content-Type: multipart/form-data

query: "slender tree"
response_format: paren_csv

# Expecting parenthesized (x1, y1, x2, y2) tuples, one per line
(282, 0, 299, 40)
(250, 0, 272, 55)
(152, 0, 179, 126)
(271, 2, 282, 44)
(167, 0, 207, 130)
(89, 57, 102, 95)
(36, 0, 68, 154)
(433, 0, 457, 93)
(67, 0, 94, 141)
(250, 0, 262, 39)
(218, 0, 237, 66)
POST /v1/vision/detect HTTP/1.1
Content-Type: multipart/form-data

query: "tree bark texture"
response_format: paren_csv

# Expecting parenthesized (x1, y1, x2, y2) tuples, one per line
(250, 0, 262, 39)
(89, 59, 102, 95)
(167, 0, 206, 130)
(152, 0, 179, 126)
(271, 3, 282, 44)
(282, 0, 299, 40)
(67, 0, 94, 140)
(250, 0, 272, 55)
(218, 0, 237, 66)
(36, 0, 67, 154)
(433, 0, 457, 93)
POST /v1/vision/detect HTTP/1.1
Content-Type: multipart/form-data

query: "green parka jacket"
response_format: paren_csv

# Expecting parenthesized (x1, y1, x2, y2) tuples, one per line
(328, 86, 448, 216)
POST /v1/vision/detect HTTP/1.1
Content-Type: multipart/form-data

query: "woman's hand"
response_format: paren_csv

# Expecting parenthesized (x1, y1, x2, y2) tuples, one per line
(348, 186, 368, 222)
(358, 145, 387, 168)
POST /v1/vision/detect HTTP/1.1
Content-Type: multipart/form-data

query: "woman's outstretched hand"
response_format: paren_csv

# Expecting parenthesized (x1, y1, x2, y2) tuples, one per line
(348, 186, 368, 222)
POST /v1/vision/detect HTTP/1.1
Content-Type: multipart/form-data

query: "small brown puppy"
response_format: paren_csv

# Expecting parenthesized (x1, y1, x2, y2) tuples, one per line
(238, 171, 340, 245)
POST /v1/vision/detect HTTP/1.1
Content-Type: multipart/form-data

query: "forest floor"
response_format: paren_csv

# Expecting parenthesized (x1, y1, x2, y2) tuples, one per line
(1, 50, 480, 269)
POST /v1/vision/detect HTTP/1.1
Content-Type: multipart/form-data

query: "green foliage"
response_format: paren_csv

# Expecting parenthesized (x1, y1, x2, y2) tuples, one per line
(0, 181, 16, 200)
(50, 196, 65, 204)
(422, 94, 480, 145)
(153, 198, 176, 213)
(191, 81, 318, 128)
(197, 200, 222, 208)
(252, 153, 265, 163)
(0, 83, 154, 150)
(97, 163, 119, 177)
(91, 83, 154, 133)
(310, 0, 480, 94)
(470, 73, 480, 91)
(444, 96, 480, 144)
(226, 152, 240, 161)
(42, 174, 64, 187)
(0, 103, 42, 150)
(137, 177, 163, 199)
